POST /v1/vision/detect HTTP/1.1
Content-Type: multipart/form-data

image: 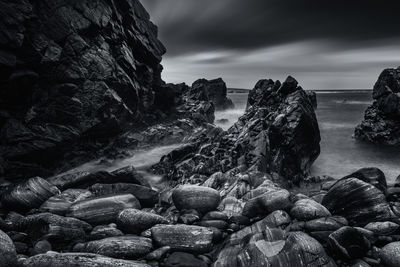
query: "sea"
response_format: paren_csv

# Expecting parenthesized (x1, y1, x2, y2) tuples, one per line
(217, 91, 400, 183)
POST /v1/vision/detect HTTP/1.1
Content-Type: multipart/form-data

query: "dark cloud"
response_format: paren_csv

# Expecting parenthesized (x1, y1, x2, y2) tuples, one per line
(141, 0, 400, 54)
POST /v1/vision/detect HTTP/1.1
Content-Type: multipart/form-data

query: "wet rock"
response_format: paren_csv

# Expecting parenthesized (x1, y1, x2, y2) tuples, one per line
(0, 229, 17, 266)
(67, 194, 141, 225)
(73, 236, 153, 259)
(32, 240, 52, 255)
(17, 213, 91, 247)
(164, 252, 207, 267)
(202, 211, 228, 221)
(328, 226, 371, 260)
(21, 252, 150, 267)
(364, 221, 400, 236)
(380, 241, 400, 267)
(322, 177, 395, 225)
(242, 189, 292, 218)
(198, 220, 228, 230)
(304, 216, 349, 232)
(343, 167, 387, 195)
(40, 189, 92, 215)
(117, 209, 168, 234)
(1, 177, 60, 211)
(172, 185, 220, 214)
(306, 90, 318, 108)
(145, 246, 170, 261)
(355, 67, 400, 145)
(89, 183, 158, 207)
(151, 224, 213, 253)
(178, 209, 200, 224)
(290, 199, 331, 221)
(89, 225, 123, 240)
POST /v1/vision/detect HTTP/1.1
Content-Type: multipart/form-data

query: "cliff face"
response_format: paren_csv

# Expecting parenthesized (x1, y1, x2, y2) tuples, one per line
(0, 0, 166, 180)
(355, 67, 400, 145)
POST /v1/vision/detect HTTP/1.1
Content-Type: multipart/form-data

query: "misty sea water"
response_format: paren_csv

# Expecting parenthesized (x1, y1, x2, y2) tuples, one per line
(219, 91, 400, 183)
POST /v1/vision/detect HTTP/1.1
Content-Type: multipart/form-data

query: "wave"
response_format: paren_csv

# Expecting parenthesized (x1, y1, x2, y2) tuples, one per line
(332, 100, 370, 105)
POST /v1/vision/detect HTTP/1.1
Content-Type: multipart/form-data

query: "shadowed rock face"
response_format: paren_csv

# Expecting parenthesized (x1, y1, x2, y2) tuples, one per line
(0, 0, 165, 180)
(355, 67, 400, 145)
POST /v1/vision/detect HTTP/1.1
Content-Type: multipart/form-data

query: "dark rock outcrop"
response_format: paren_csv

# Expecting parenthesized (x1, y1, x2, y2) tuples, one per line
(355, 67, 400, 145)
(154, 76, 320, 185)
(0, 0, 166, 180)
(190, 78, 234, 110)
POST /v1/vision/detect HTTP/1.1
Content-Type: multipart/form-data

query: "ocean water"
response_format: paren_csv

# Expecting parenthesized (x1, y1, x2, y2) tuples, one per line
(219, 91, 400, 182)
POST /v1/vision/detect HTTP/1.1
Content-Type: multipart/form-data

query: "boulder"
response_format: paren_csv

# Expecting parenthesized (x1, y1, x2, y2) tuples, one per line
(322, 178, 396, 226)
(151, 224, 214, 253)
(343, 167, 387, 195)
(380, 241, 400, 267)
(21, 252, 150, 267)
(242, 189, 292, 218)
(89, 183, 158, 207)
(364, 221, 400, 236)
(164, 252, 207, 267)
(111, 166, 151, 188)
(290, 199, 331, 221)
(328, 226, 371, 260)
(40, 189, 92, 215)
(0, 230, 17, 266)
(89, 225, 123, 240)
(73, 236, 153, 259)
(1, 177, 60, 211)
(117, 209, 168, 234)
(172, 185, 221, 214)
(67, 194, 141, 225)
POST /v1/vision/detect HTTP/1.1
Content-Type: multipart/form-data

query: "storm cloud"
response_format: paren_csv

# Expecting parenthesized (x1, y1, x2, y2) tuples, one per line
(141, 0, 400, 89)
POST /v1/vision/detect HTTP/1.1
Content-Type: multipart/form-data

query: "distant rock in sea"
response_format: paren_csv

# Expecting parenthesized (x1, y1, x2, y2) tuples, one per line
(190, 78, 235, 110)
(355, 66, 400, 145)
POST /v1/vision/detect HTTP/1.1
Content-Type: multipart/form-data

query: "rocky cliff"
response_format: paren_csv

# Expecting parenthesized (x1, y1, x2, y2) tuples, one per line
(355, 67, 400, 145)
(0, 0, 166, 180)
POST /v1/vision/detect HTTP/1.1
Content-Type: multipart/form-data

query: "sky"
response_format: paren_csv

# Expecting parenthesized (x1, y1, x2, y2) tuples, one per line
(141, 0, 400, 89)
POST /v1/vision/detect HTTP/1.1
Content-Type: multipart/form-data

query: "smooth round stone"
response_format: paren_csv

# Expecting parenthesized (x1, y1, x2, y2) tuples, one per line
(364, 221, 400, 236)
(0, 230, 17, 266)
(164, 252, 207, 267)
(151, 224, 213, 253)
(380, 241, 400, 267)
(172, 185, 221, 214)
(67, 194, 141, 225)
(40, 189, 92, 215)
(89, 225, 123, 240)
(73, 236, 153, 259)
(242, 189, 292, 218)
(198, 220, 228, 230)
(117, 209, 168, 234)
(290, 199, 331, 221)
(202, 211, 228, 221)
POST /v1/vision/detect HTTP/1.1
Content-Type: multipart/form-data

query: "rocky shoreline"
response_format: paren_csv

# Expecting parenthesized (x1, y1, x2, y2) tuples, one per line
(1, 0, 400, 266)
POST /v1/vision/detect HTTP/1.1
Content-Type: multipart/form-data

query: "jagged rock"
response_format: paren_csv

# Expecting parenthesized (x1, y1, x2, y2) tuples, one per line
(242, 188, 292, 218)
(380, 241, 400, 267)
(1, 177, 60, 211)
(89, 183, 158, 207)
(322, 177, 396, 226)
(306, 91, 318, 108)
(164, 252, 207, 267)
(40, 189, 92, 215)
(67, 194, 141, 225)
(21, 252, 150, 267)
(290, 199, 331, 221)
(0, 229, 17, 266)
(189, 78, 234, 110)
(172, 185, 221, 214)
(117, 209, 168, 234)
(151, 224, 213, 253)
(328, 226, 371, 260)
(0, 0, 167, 180)
(73, 236, 153, 259)
(355, 67, 400, 145)
(89, 225, 123, 240)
